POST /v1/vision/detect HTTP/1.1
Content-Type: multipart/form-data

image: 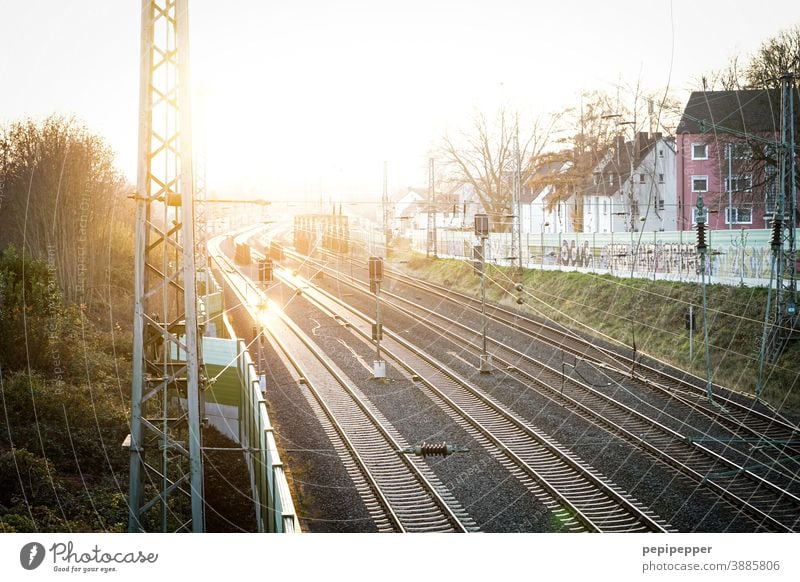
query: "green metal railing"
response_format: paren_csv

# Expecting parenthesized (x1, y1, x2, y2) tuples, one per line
(237, 338, 300, 533)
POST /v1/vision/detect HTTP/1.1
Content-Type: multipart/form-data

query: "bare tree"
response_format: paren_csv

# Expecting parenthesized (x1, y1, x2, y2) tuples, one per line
(527, 86, 680, 231)
(745, 25, 800, 88)
(440, 108, 557, 230)
(700, 25, 800, 90)
(696, 56, 746, 91)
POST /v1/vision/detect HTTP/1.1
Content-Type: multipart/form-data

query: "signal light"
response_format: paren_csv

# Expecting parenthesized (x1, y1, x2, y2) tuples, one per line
(258, 259, 274, 283)
(369, 256, 384, 283)
(474, 213, 489, 237)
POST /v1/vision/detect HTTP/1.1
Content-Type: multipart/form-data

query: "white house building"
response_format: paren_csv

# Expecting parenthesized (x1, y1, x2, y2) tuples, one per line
(583, 133, 677, 233)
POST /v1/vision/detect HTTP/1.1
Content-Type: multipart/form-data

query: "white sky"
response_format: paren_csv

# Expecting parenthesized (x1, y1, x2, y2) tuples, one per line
(1, 1, 798, 203)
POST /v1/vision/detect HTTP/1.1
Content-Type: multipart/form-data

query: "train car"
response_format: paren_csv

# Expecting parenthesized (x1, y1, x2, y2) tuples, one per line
(234, 241, 252, 265)
(269, 241, 285, 261)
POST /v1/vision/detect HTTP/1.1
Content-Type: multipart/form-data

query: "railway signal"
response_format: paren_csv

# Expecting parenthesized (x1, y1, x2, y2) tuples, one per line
(258, 258, 274, 284)
(370, 256, 387, 378)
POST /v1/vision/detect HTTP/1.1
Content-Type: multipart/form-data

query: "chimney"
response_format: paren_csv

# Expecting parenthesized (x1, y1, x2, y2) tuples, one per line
(635, 132, 648, 160)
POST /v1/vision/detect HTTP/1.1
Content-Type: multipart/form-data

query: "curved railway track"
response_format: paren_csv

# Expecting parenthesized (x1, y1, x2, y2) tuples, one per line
(211, 238, 474, 533)
(270, 256, 672, 533)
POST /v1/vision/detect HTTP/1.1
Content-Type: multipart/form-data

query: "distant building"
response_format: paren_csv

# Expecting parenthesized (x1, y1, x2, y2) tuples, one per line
(676, 90, 796, 230)
(392, 184, 477, 234)
(522, 159, 575, 234)
(583, 133, 677, 233)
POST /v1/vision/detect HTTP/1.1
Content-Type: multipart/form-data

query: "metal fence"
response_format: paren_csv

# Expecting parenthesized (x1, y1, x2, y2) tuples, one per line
(410, 228, 776, 287)
(237, 338, 300, 533)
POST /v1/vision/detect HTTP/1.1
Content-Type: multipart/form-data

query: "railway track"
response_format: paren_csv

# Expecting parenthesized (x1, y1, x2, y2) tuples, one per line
(212, 239, 475, 533)
(383, 259, 800, 444)
(305, 250, 800, 482)
(272, 259, 672, 533)
(308, 258, 800, 530)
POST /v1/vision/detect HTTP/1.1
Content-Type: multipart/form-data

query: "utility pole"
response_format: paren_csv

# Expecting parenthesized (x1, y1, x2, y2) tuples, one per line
(427, 157, 437, 258)
(128, 0, 205, 533)
(194, 86, 212, 335)
(512, 120, 523, 270)
(726, 142, 733, 230)
(370, 257, 386, 378)
(771, 72, 798, 360)
(695, 195, 715, 405)
(758, 72, 798, 390)
(382, 161, 391, 256)
(474, 213, 492, 373)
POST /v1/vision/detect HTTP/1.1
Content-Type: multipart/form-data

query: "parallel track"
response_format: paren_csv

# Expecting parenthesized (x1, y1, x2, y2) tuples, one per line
(211, 238, 474, 533)
(308, 250, 800, 480)
(273, 258, 671, 533)
(304, 257, 800, 531)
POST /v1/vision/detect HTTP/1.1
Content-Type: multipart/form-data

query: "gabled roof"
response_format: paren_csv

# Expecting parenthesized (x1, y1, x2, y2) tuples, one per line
(676, 90, 781, 135)
(392, 188, 426, 203)
(582, 133, 676, 198)
(523, 157, 572, 203)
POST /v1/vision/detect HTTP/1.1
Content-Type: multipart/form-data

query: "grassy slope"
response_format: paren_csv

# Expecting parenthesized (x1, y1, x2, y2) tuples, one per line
(396, 254, 800, 417)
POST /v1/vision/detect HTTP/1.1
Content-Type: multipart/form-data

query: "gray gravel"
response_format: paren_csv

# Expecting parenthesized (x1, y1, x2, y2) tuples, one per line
(296, 255, 776, 532)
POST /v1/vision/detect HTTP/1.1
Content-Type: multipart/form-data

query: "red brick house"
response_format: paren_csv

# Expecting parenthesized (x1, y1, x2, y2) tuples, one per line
(676, 90, 796, 230)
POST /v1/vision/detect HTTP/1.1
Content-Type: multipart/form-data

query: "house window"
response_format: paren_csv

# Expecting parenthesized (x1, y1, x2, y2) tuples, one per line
(691, 176, 708, 192)
(639, 173, 646, 183)
(691, 143, 708, 160)
(658, 198, 665, 211)
(658, 173, 665, 183)
(725, 207, 753, 225)
(658, 149, 664, 158)
(724, 174, 753, 193)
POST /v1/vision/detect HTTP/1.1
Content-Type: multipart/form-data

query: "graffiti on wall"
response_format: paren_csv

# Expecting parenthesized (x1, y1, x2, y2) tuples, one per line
(552, 238, 771, 280)
(413, 229, 774, 285)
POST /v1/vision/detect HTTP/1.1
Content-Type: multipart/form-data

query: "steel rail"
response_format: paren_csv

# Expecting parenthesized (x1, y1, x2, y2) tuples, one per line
(276, 263, 670, 533)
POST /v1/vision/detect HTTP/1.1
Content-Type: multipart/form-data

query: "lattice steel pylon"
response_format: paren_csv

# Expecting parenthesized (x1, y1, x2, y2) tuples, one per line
(128, 0, 205, 533)
(769, 72, 798, 363)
